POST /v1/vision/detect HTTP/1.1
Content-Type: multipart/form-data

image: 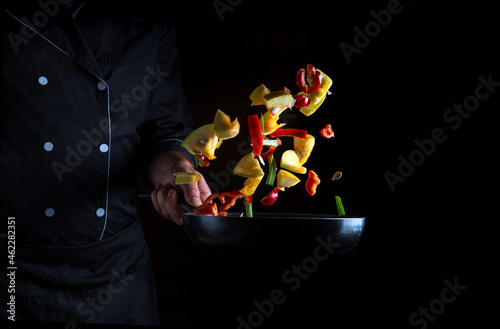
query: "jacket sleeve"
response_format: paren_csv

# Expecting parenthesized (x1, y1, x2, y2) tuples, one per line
(138, 18, 197, 174)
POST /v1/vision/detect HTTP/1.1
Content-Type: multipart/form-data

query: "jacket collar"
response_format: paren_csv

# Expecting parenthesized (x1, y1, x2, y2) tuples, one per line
(4, 3, 146, 79)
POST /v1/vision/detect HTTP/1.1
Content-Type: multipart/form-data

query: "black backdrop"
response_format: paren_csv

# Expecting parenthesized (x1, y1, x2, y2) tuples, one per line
(0, 1, 496, 329)
(138, 1, 497, 328)
(164, 0, 498, 328)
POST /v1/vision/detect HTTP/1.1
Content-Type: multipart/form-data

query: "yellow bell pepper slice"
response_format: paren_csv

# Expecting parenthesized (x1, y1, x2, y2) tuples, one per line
(213, 109, 240, 140)
(181, 124, 219, 160)
(280, 150, 307, 174)
(233, 152, 265, 178)
(261, 111, 286, 135)
(250, 84, 271, 106)
(263, 90, 294, 114)
(239, 175, 264, 196)
(293, 134, 315, 165)
(298, 70, 333, 116)
(277, 169, 301, 190)
(174, 172, 201, 185)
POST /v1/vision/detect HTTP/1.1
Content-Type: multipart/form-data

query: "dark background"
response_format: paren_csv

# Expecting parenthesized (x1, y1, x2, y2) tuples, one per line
(138, 0, 497, 328)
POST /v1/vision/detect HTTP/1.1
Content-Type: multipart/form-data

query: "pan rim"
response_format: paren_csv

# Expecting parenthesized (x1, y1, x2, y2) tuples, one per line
(183, 212, 366, 221)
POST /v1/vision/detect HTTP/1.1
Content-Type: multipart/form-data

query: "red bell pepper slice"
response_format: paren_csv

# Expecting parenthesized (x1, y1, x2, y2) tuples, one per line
(261, 187, 280, 206)
(268, 128, 307, 140)
(260, 146, 275, 159)
(193, 189, 248, 216)
(296, 64, 322, 94)
(305, 170, 321, 196)
(248, 114, 263, 155)
(319, 124, 334, 138)
(294, 94, 311, 108)
(193, 202, 218, 216)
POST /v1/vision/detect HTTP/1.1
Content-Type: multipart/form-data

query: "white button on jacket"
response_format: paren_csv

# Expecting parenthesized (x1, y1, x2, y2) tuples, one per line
(44, 142, 54, 151)
(45, 208, 55, 217)
(96, 208, 105, 217)
(38, 76, 48, 85)
(97, 81, 106, 90)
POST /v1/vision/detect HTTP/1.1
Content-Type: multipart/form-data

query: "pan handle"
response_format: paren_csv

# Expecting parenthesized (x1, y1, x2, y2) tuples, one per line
(179, 202, 195, 214)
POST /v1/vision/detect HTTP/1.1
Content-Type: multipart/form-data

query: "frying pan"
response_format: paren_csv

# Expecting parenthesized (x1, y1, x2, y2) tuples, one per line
(181, 204, 365, 252)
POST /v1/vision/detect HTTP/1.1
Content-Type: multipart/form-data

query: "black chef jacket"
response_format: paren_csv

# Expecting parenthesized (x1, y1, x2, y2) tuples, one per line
(1, 2, 195, 325)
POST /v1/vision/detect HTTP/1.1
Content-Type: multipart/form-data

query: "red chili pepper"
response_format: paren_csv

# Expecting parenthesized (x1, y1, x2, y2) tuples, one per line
(319, 124, 334, 138)
(269, 128, 307, 140)
(305, 170, 321, 196)
(261, 187, 280, 206)
(294, 94, 311, 108)
(296, 64, 322, 94)
(247, 114, 263, 155)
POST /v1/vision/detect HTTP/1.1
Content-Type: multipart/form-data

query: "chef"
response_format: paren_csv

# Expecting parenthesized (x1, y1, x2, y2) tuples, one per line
(0, 1, 210, 325)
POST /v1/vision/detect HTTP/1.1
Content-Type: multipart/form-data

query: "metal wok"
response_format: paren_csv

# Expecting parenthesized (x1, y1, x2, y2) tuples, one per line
(182, 210, 366, 253)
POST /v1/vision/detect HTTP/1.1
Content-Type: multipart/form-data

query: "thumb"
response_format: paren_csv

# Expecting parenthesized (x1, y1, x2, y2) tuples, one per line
(182, 185, 203, 207)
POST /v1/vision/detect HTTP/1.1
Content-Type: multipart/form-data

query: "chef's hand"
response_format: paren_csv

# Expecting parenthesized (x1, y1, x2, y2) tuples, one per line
(147, 151, 211, 225)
